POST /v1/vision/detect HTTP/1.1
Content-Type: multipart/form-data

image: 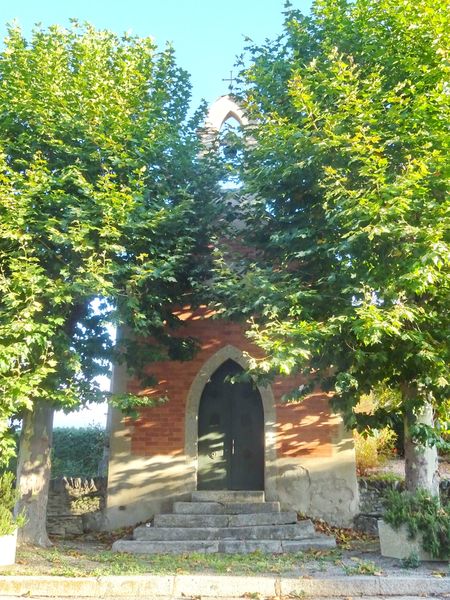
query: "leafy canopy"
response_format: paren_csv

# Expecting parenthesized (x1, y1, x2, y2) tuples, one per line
(217, 0, 449, 436)
(0, 22, 219, 463)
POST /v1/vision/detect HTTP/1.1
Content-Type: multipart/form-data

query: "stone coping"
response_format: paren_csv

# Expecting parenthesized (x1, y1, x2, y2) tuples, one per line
(0, 574, 449, 598)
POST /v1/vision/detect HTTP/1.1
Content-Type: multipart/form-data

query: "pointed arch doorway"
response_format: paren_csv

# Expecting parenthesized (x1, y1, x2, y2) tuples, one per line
(197, 359, 264, 490)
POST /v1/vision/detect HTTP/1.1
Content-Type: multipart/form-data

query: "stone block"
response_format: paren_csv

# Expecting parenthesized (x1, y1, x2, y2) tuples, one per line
(134, 522, 316, 542)
(134, 526, 220, 541)
(112, 539, 219, 554)
(47, 515, 84, 537)
(153, 514, 229, 528)
(191, 490, 265, 503)
(121, 537, 335, 555)
(64, 517, 85, 536)
(228, 511, 297, 527)
(218, 540, 282, 554)
(173, 501, 222, 514)
(378, 519, 444, 561)
(173, 501, 280, 515)
(154, 510, 299, 529)
(281, 535, 336, 552)
(82, 510, 106, 532)
(353, 513, 379, 535)
(172, 574, 276, 598)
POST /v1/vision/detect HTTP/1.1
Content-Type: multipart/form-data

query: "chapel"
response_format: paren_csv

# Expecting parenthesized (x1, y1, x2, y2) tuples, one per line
(104, 96, 358, 533)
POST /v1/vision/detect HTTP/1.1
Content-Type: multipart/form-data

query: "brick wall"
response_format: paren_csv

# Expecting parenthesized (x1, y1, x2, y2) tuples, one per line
(127, 305, 338, 459)
(276, 394, 339, 458)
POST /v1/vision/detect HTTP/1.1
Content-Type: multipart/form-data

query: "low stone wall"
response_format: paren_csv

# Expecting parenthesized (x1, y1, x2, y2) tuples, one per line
(46, 477, 106, 537)
(46, 474, 449, 537)
(355, 477, 450, 534)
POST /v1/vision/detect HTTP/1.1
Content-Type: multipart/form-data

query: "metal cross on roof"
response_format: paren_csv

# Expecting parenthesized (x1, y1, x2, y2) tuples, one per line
(222, 70, 237, 93)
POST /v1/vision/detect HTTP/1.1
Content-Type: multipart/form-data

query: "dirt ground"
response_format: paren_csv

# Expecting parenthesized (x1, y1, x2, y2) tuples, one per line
(367, 458, 450, 479)
(1, 532, 448, 579)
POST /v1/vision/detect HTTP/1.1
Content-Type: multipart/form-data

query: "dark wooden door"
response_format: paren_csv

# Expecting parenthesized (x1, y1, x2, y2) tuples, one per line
(197, 360, 264, 490)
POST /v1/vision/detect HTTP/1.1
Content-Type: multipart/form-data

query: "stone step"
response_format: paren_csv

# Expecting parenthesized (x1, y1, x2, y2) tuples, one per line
(113, 539, 219, 554)
(153, 511, 296, 528)
(280, 535, 337, 552)
(173, 501, 281, 515)
(113, 535, 335, 555)
(221, 535, 336, 554)
(134, 521, 316, 541)
(191, 490, 265, 503)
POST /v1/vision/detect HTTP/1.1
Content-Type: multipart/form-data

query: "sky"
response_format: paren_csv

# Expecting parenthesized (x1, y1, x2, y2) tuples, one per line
(1, 0, 313, 111)
(1, 0, 313, 426)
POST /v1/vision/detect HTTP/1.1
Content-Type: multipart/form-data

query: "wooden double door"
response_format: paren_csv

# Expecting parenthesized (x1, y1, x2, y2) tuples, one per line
(197, 360, 264, 490)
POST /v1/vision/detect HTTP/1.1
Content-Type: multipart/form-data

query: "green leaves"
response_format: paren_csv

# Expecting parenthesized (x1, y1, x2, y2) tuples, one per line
(384, 489, 450, 558)
(221, 0, 450, 436)
(0, 471, 26, 535)
(0, 22, 220, 453)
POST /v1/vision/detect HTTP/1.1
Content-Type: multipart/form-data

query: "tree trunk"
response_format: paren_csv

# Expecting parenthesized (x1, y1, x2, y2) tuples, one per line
(15, 400, 54, 547)
(98, 405, 111, 477)
(404, 401, 439, 497)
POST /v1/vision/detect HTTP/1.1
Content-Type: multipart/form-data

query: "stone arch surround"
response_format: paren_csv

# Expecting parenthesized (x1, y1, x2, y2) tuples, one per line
(204, 95, 249, 131)
(184, 344, 278, 499)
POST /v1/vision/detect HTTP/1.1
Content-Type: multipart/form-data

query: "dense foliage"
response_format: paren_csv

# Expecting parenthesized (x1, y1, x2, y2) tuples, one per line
(353, 428, 396, 476)
(0, 426, 105, 478)
(217, 0, 449, 449)
(0, 471, 25, 536)
(0, 23, 220, 463)
(384, 489, 450, 558)
(51, 427, 106, 478)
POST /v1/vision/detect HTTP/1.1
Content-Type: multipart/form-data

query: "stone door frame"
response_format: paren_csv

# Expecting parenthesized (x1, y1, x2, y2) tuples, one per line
(184, 344, 278, 499)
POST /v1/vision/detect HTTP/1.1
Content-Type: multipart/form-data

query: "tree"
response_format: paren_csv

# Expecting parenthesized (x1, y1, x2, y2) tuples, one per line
(0, 23, 219, 545)
(219, 0, 449, 495)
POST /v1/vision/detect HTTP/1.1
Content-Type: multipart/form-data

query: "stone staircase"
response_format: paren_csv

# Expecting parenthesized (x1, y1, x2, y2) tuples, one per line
(112, 491, 336, 554)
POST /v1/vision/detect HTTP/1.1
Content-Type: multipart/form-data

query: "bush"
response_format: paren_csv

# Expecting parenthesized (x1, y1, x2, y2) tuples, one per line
(0, 472, 25, 535)
(354, 388, 405, 456)
(354, 428, 397, 476)
(383, 489, 450, 559)
(1, 426, 106, 479)
(51, 426, 106, 478)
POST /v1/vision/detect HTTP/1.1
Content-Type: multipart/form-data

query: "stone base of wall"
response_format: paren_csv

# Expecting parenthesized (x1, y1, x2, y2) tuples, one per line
(46, 475, 449, 538)
(46, 477, 106, 537)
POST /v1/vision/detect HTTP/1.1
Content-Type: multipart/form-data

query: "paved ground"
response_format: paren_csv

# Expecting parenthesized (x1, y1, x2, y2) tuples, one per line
(0, 574, 449, 599)
(1, 597, 449, 600)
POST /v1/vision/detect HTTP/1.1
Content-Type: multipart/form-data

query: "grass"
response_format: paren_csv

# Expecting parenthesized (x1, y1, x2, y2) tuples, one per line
(360, 471, 404, 483)
(2, 543, 343, 577)
(342, 557, 382, 576)
(2, 538, 449, 579)
(401, 552, 420, 569)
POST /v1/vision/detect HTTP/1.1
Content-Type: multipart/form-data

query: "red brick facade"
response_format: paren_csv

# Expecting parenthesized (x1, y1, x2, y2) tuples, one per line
(127, 306, 339, 459)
